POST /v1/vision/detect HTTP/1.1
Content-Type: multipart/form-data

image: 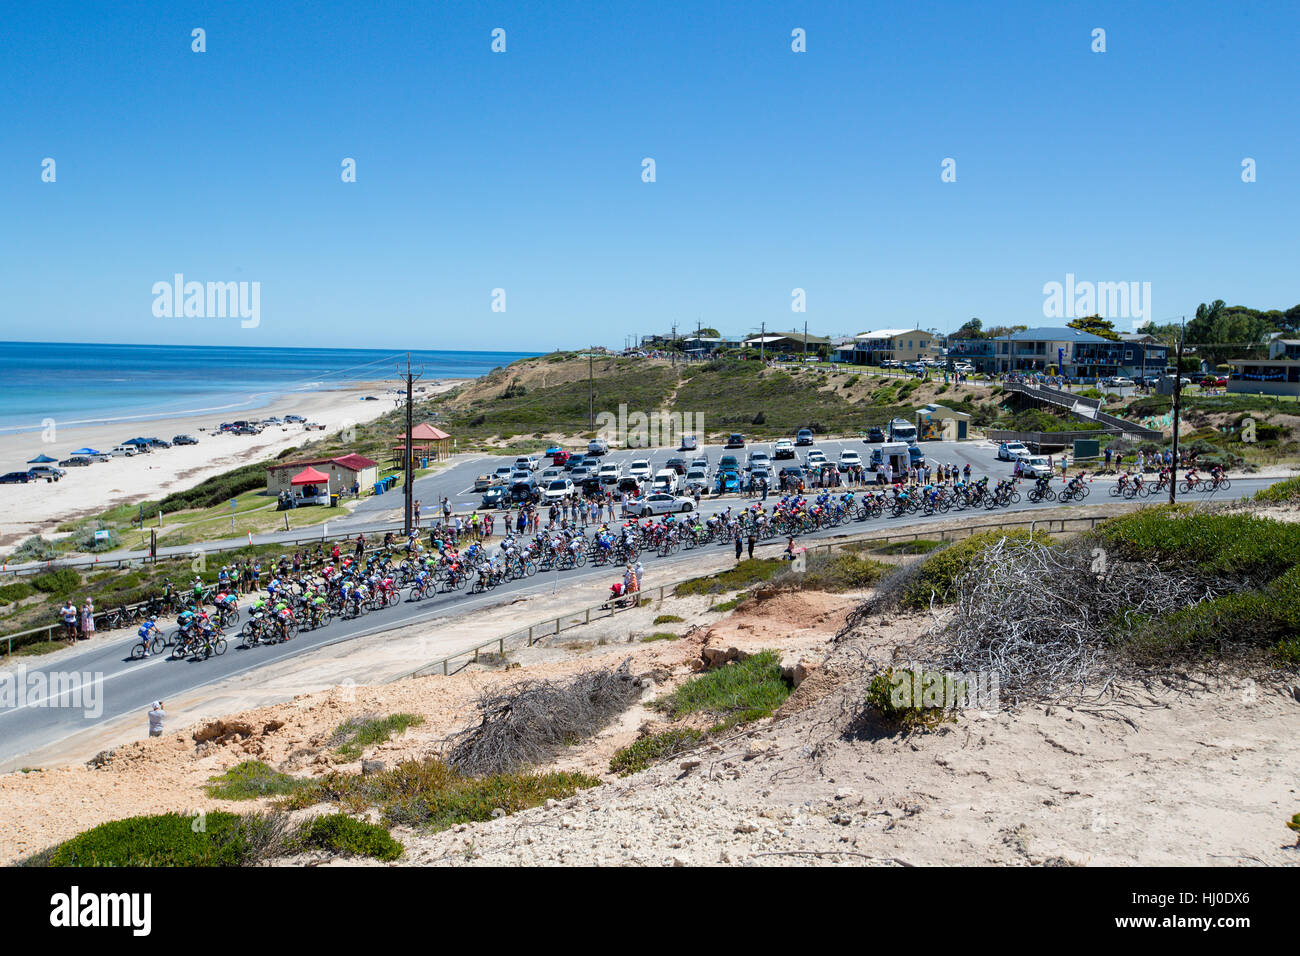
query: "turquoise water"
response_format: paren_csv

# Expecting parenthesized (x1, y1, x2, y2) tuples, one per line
(0, 342, 535, 433)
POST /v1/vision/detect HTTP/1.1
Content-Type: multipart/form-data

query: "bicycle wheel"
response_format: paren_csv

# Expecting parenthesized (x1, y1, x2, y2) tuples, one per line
(1218, 478, 1231, 491)
(130, 643, 146, 660)
(150, 635, 166, 655)
(213, 638, 228, 656)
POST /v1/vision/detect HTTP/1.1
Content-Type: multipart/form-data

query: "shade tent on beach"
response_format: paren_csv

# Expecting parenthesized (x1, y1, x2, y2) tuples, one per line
(26, 454, 58, 463)
(69, 447, 105, 456)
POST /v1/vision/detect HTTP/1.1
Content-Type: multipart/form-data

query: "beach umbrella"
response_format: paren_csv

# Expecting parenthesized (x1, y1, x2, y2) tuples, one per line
(70, 447, 104, 456)
(26, 454, 58, 463)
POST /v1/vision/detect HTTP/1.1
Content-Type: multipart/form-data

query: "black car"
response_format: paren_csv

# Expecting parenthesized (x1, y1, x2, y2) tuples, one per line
(866, 426, 885, 443)
(59, 456, 93, 467)
(509, 483, 539, 504)
(664, 458, 687, 475)
(579, 475, 602, 496)
(725, 433, 745, 448)
(0, 471, 31, 484)
(172, 434, 199, 445)
(146, 438, 171, 448)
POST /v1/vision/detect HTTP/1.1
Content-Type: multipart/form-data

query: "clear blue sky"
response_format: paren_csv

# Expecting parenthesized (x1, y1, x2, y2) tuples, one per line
(1, 0, 1296, 351)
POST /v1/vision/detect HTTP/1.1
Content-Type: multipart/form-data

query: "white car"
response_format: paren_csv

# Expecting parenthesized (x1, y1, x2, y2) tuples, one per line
(805, 449, 827, 468)
(540, 467, 563, 483)
(111, 444, 137, 457)
(1021, 456, 1053, 479)
(543, 478, 574, 501)
(652, 468, 681, 494)
(494, 465, 514, 482)
(684, 468, 709, 491)
(514, 456, 539, 472)
(997, 441, 1030, 461)
(748, 451, 771, 471)
(773, 439, 795, 460)
(629, 492, 695, 516)
(628, 459, 652, 480)
(838, 450, 862, 471)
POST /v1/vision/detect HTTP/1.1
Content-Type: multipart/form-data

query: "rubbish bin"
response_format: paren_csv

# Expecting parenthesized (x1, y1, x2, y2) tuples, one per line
(330, 493, 339, 508)
(373, 482, 383, 495)
(421, 457, 428, 468)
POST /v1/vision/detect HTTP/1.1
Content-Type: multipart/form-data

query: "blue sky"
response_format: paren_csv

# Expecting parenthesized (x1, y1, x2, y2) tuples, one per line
(1, 0, 1297, 351)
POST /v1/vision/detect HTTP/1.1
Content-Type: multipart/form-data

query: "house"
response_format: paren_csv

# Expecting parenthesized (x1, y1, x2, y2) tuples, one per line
(681, 335, 741, 354)
(1116, 333, 1171, 378)
(843, 329, 937, 366)
(1227, 339, 1300, 396)
(743, 332, 832, 355)
(985, 327, 1127, 378)
(266, 454, 380, 496)
(945, 337, 998, 373)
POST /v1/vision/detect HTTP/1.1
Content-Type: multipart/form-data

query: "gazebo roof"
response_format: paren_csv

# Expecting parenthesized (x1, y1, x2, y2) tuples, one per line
(290, 466, 330, 486)
(407, 422, 451, 441)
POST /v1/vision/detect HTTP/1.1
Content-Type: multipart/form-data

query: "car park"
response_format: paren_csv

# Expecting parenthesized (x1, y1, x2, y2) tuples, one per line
(725, 433, 745, 448)
(997, 441, 1030, 461)
(795, 428, 814, 446)
(172, 434, 199, 445)
(773, 439, 795, 459)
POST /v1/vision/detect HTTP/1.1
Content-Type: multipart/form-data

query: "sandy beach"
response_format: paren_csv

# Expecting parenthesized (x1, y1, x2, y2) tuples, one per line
(0, 380, 458, 551)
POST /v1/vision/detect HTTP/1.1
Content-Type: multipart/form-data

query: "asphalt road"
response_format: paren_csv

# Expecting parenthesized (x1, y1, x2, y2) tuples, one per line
(0, 467, 1276, 768)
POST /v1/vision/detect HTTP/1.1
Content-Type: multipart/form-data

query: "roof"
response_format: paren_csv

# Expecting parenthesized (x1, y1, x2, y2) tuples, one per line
(289, 466, 330, 485)
(267, 453, 379, 473)
(407, 422, 451, 441)
(856, 329, 925, 340)
(1004, 327, 1112, 343)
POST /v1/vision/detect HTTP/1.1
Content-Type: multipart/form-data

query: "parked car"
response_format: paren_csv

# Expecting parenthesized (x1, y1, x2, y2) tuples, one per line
(304, 422, 326, 431)
(678, 434, 698, 452)
(908, 445, 926, 468)
(616, 476, 645, 496)
(652, 469, 681, 494)
(27, 465, 65, 481)
(684, 468, 710, 492)
(1021, 455, 1053, 479)
(997, 441, 1030, 462)
(664, 457, 687, 475)
(539, 467, 564, 484)
(587, 439, 609, 456)
(473, 475, 493, 492)
(724, 433, 745, 449)
(795, 428, 814, 446)
(494, 466, 514, 483)
(804, 449, 827, 468)
(284, 415, 306, 423)
(747, 452, 771, 472)
(551, 449, 572, 466)
(773, 439, 795, 460)
(58, 456, 93, 467)
(866, 426, 885, 443)
(628, 459, 652, 480)
(838, 450, 862, 471)
(172, 434, 199, 445)
(111, 444, 137, 457)
(779, 465, 805, 484)
(543, 478, 575, 501)
(569, 466, 592, 482)
(598, 463, 621, 486)
(480, 485, 508, 509)
(0, 471, 33, 484)
(145, 436, 170, 448)
(715, 468, 741, 494)
(718, 455, 740, 472)
(513, 456, 538, 473)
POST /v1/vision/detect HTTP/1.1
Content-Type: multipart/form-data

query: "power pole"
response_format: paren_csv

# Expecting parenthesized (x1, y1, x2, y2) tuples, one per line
(760, 321, 766, 363)
(1169, 318, 1185, 505)
(671, 323, 677, 367)
(400, 354, 424, 535)
(588, 348, 594, 430)
(803, 320, 808, 360)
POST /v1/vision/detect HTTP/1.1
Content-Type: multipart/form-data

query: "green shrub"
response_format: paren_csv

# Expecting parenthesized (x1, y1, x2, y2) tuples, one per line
(712, 596, 743, 612)
(654, 649, 790, 730)
(641, 632, 680, 642)
(283, 758, 598, 833)
(205, 760, 307, 800)
(157, 461, 272, 512)
(865, 669, 960, 731)
(330, 713, 425, 762)
(609, 728, 705, 776)
(33, 811, 288, 867)
(652, 614, 684, 625)
(0, 581, 37, 603)
(1097, 508, 1300, 583)
(900, 529, 1048, 609)
(11, 537, 57, 562)
(674, 559, 786, 596)
(797, 552, 890, 591)
(31, 568, 80, 596)
(871, 539, 942, 555)
(296, 813, 403, 861)
(1256, 476, 1300, 503)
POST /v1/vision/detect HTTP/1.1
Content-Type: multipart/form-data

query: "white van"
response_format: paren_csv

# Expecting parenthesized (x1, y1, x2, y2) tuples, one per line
(112, 444, 137, 457)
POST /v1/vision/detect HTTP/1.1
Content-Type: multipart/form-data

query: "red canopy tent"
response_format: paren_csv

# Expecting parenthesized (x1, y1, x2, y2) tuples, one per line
(290, 466, 330, 486)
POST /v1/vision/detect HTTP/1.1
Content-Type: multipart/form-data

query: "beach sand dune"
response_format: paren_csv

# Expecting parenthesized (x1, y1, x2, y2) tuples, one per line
(0, 381, 436, 550)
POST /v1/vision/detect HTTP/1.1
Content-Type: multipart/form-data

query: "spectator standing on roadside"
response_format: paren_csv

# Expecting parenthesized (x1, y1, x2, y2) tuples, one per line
(735, 533, 743, 561)
(147, 700, 166, 738)
(81, 599, 95, 640)
(747, 533, 756, 559)
(413, 500, 421, 528)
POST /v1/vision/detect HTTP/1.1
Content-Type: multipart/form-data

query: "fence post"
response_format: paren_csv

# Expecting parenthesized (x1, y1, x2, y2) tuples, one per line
(528, 625, 534, 646)
(442, 659, 448, 676)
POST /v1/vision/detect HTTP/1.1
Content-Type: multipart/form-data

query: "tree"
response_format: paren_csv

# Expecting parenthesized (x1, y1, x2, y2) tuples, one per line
(954, 318, 985, 339)
(697, 327, 720, 338)
(985, 324, 1028, 338)
(1067, 314, 1120, 341)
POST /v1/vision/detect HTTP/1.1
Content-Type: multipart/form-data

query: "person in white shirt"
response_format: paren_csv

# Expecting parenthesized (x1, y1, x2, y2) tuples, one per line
(147, 700, 166, 737)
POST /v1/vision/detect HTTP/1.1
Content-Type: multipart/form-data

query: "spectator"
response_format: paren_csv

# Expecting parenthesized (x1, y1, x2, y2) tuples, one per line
(735, 534, 743, 561)
(81, 599, 95, 641)
(747, 534, 756, 559)
(147, 700, 166, 738)
(60, 600, 78, 642)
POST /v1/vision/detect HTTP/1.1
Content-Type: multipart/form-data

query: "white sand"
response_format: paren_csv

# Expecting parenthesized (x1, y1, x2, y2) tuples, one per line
(0, 380, 457, 552)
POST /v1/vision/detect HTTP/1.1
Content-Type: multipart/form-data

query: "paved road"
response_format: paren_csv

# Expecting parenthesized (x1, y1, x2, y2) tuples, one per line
(0, 471, 1276, 767)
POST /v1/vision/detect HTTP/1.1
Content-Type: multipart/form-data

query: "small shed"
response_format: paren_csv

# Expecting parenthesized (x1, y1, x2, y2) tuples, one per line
(394, 422, 452, 465)
(915, 403, 971, 441)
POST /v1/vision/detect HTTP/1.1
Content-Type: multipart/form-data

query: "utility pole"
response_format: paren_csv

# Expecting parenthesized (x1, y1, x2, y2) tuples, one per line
(1169, 318, 1185, 505)
(671, 323, 677, 367)
(400, 354, 424, 536)
(588, 348, 594, 430)
(803, 320, 808, 361)
(760, 321, 766, 363)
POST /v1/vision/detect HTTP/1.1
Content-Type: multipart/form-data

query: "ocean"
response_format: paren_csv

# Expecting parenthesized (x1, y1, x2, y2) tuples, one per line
(0, 342, 536, 433)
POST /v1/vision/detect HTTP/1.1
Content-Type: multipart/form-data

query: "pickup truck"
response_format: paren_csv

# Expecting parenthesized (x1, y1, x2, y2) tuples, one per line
(473, 475, 493, 492)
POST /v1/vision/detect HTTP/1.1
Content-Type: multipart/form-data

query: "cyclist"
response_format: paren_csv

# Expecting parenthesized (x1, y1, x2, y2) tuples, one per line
(137, 616, 164, 657)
